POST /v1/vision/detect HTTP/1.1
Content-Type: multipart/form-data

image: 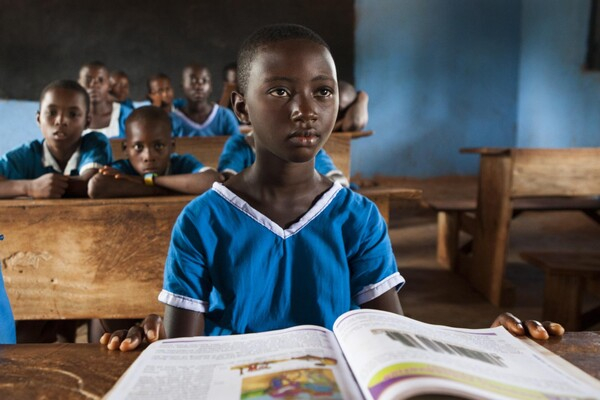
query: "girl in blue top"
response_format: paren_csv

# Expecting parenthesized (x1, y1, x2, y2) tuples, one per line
(103, 24, 563, 351)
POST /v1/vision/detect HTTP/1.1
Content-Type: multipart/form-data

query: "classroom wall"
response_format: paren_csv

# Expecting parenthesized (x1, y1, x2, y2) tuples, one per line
(517, 0, 600, 147)
(353, 0, 521, 177)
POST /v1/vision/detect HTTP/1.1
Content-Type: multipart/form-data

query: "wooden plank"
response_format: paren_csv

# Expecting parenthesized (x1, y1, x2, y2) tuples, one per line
(1, 196, 193, 320)
(437, 211, 458, 270)
(511, 148, 600, 197)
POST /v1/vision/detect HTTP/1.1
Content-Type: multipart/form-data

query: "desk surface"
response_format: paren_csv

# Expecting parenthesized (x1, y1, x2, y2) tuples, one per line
(1, 332, 598, 399)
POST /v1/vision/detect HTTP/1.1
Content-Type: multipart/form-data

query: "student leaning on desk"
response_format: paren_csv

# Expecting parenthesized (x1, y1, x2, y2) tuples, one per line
(100, 23, 564, 352)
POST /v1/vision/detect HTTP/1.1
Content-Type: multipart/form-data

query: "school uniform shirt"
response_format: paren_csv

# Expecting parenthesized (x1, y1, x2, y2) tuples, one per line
(0, 271, 16, 344)
(83, 102, 133, 138)
(110, 153, 208, 175)
(217, 133, 345, 180)
(171, 103, 241, 137)
(159, 181, 404, 335)
(0, 131, 112, 179)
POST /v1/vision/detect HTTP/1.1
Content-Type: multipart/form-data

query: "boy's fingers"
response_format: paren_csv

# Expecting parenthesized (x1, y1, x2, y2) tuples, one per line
(491, 312, 525, 336)
(542, 321, 565, 336)
(523, 320, 549, 340)
(99, 332, 111, 345)
(106, 329, 129, 351)
(119, 325, 144, 352)
(142, 314, 164, 343)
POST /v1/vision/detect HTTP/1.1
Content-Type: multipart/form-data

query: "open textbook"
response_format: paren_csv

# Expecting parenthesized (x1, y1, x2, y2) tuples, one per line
(105, 309, 600, 400)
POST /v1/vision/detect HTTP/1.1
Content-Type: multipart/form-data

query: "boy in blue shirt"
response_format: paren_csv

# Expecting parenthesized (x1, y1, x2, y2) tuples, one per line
(146, 73, 186, 136)
(0, 271, 16, 344)
(78, 61, 132, 138)
(172, 64, 242, 137)
(218, 132, 349, 186)
(88, 105, 222, 199)
(109, 70, 134, 109)
(0, 80, 112, 198)
(103, 24, 563, 351)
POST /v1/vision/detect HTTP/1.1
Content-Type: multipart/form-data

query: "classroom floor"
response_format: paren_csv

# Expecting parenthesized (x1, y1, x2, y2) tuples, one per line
(373, 175, 600, 331)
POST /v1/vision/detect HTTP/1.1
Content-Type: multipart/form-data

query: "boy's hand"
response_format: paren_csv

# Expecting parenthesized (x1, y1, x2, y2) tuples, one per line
(100, 314, 165, 351)
(99, 166, 141, 184)
(98, 166, 121, 177)
(28, 173, 69, 198)
(491, 312, 565, 340)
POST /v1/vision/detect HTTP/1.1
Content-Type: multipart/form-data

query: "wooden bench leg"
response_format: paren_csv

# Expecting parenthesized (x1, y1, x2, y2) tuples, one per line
(437, 211, 458, 270)
(544, 273, 583, 331)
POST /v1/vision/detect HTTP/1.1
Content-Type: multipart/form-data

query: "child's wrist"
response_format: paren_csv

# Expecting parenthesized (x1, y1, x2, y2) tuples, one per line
(143, 173, 158, 186)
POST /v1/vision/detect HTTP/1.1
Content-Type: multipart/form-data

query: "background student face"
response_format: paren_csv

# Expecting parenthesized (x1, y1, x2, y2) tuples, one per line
(79, 66, 111, 103)
(110, 74, 130, 102)
(125, 119, 173, 175)
(238, 39, 339, 164)
(182, 66, 212, 103)
(148, 78, 175, 109)
(37, 88, 90, 156)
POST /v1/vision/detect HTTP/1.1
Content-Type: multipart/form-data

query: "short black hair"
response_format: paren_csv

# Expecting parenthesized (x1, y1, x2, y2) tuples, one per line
(125, 105, 172, 137)
(80, 60, 109, 73)
(39, 80, 90, 114)
(222, 62, 237, 81)
(146, 72, 171, 93)
(111, 70, 129, 79)
(236, 23, 330, 94)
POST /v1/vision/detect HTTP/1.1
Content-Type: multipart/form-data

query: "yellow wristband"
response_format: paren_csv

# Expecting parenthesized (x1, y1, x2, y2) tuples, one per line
(143, 173, 157, 186)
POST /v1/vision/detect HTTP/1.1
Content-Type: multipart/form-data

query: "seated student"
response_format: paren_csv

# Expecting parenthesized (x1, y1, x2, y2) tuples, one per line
(146, 73, 185, 136)
(102, 24, 563, 351)
(171, 63, 241, 137)
(218, 131, 349, 186)
(333, 80, 369, 132)
(109, 70, 134, 109)
(217, 62, 238, 110)
(88, 105, 222, 199)
(0, 79, 112, 199)
(0, 271, 16, 344)
(78, 61, 133, 138)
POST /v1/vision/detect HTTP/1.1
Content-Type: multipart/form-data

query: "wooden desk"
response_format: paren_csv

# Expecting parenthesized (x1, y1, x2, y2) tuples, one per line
(1, 332, 598, 399)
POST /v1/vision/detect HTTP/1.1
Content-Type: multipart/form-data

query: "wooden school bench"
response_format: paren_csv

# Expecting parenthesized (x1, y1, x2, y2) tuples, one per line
(110, 132, 422, 224)
(426, 147, 600, 307)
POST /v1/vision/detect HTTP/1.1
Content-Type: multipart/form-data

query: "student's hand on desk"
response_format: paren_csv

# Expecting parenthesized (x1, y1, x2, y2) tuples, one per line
(98, 166, 141, 184)
(491, 312, 564, 340)
(101, 314, 165, 351)
(28, 173, 69, 198)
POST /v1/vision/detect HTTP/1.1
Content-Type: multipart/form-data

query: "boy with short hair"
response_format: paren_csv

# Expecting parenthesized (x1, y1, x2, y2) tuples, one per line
(88, 105, 222, 199)
(218, 132, 349, 186)
(146, 73, 185, 136)
(0, 80, 112, 199)
(171, 63, 241, 137)
(103, 24, 562, 351)
(109, 70, 134, 109)
(78, 61, 132, 138)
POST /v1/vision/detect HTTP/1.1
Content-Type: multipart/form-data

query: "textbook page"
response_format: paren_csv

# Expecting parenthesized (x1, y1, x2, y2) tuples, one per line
(105, 325, 362, 400)
(333, 309, 600, 400)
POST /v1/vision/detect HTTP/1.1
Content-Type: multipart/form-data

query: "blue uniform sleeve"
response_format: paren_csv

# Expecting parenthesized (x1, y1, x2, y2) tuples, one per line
(171, 153, 205, 174)
(346, 194, 404, 304)
(118, 104, 134, 138)
(315, 149, 340, 175)
(159, 201, 213, 312)
(170, 112, 185, 137)
(217, 134, 254, 173)
(78, 132, 113, 173)
(0, 142, 43, 180)
(0, 271, 16, 344)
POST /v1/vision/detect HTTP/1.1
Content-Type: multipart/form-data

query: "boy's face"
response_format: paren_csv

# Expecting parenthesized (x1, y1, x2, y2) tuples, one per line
(148, 78, 174, 110)
(234, 39, 338, 164)
(125, 119, 173, 176)
(79, 66, 111, 103)
(37, 87, 90, 154)
(182, 66, 212, 103)
(110, 74, 130, 102)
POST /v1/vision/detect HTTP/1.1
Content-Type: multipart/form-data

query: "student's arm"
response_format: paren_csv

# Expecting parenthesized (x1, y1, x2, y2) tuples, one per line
(153, 169, 223, 195)
(64, 169, 98, 198)
(0, 173, 69, 199)
(361, 288, 404, 315)
(87, 170, 172, 198)
(334, 90, 369, 132)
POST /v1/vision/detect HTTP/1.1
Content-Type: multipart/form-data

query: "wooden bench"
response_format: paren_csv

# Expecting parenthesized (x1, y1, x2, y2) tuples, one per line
(111, 132, 422, 224)
(520, 252, 600, 331)
(1, 196, 193, 320)
(440, 147, 600, 306)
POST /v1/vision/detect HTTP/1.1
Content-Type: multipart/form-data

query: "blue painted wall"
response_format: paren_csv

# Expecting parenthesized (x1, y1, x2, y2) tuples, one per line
(354, 0, 521, 177)
(517, 0, 600, 147)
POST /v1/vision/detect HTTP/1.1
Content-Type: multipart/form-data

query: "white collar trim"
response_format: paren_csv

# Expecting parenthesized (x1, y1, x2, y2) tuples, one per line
(212, 181, 343, 239)
(173, 103, 218, 130)
(42, 141, 81, 175)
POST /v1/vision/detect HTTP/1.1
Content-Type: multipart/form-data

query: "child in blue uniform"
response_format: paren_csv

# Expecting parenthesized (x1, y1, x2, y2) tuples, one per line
(0, 271, 16, 344)
(0, 80, 112, 198)
(78, 61, 132, 138)
(218, 132, 349, 186)
(88, 106, 222, 199)
(146, 73, 186, 136)
(171, 64, 241, 137)
(109, 70, 134, 109)
(103, 24, 563, 351)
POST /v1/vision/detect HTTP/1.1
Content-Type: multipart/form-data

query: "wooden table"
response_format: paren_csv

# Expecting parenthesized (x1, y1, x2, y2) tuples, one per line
(1, 332, 598, 399)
